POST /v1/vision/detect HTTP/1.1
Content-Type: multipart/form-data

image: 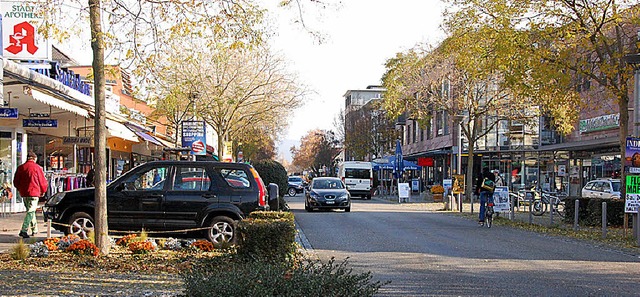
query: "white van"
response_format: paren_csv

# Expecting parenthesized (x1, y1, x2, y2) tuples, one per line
(338, 161, 373, 199)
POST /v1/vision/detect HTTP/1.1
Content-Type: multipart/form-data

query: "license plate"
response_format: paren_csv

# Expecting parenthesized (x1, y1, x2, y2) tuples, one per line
(325, 200, 335, 204)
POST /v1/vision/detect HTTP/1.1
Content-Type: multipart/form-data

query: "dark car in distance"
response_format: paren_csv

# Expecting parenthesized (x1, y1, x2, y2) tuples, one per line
(287, 175, 306, 196)
(304, 177, 351, 212)
(43, 161, 271, 243)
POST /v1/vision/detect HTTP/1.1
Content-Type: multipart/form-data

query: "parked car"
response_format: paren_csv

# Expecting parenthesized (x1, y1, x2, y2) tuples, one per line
(581, 179, 621, 199)
(287, 175, 306, 196)
(43, 161, 271, 243)
(304, 177, 351, 212)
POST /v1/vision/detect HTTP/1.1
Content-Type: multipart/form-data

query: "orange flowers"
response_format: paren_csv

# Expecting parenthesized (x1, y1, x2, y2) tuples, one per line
(43, 238, 60, 251)
(67, 239, 99, 257)
(128, 241, 156, 254)
(191, 240, 214, 252)
(116, 234, 138, 247)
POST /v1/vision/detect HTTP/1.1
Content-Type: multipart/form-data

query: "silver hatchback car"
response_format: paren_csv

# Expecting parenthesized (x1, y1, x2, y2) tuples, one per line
(581, 179, 621, 199)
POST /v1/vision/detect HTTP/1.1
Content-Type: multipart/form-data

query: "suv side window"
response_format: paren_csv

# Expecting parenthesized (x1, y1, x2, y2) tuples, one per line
(601, 182, 612, 192)
(219, 169, 251, 189)
(173, 166, 211, 191)
(594, 182, 606, 192)
(584, 182, 595, 190)
(125, 166, 169, 191)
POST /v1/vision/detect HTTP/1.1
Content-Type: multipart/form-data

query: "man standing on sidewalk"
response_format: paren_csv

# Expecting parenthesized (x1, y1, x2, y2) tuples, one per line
(13, 151, 48, 238)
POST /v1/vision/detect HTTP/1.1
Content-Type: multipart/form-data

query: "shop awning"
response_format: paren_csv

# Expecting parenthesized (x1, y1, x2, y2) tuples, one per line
(106, 119, 139, 142)
(31, 89, 90, 118)
(124, 123, 165, 147)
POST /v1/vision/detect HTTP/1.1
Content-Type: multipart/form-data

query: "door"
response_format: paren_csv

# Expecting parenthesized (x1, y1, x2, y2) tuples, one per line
(163, 165, 214, 230)
(108, 164, 169, 230)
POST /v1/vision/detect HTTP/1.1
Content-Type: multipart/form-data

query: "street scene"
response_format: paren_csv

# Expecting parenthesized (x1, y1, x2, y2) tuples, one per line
(0, 0, 639, 296)
(289, 194, 640, 296)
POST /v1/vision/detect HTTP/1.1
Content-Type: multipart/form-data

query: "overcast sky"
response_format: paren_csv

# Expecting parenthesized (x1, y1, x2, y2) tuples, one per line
(264, 1, 446, 161)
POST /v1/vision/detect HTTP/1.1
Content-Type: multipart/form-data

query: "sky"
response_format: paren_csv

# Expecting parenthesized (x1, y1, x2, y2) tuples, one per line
(59, 1, 447, 161)
(263, 1, 446, 161)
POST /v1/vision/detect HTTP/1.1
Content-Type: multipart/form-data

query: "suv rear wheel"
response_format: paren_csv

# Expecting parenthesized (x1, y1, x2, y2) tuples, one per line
(206, 216, 236, 244)
(67, 211, 94, 239)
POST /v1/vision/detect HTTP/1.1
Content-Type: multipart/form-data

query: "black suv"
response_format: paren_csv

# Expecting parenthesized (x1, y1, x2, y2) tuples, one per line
(43, 161, 271, 243)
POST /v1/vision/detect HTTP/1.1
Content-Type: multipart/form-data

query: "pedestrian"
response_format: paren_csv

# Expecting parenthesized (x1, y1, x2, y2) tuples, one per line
(493, 169, 504, 187)
(86, 167, 95, 187)
(475, 166, 495, 226)
(13, 151, 48, 238)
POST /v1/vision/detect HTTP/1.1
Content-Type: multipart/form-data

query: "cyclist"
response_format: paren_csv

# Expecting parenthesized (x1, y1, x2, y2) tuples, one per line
(476, 166, 495, 226)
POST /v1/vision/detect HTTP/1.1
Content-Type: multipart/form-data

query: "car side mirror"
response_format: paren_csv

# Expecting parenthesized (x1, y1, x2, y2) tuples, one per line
(115, 183, 125, 192)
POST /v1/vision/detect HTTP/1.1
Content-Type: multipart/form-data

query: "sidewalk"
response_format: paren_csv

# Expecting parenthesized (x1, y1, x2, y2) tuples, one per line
(0, 208, 63, 253)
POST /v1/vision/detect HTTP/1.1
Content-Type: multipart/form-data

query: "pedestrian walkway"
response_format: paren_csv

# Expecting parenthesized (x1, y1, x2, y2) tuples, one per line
(0, 207, 63, 253)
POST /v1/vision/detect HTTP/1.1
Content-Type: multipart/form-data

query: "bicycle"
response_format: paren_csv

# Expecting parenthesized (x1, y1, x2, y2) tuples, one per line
(530, 191, 566, 218)
(485, 198, 495, 228)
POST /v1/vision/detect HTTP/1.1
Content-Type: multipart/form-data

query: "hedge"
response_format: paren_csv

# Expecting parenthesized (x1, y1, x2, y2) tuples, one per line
(563, 197, 627, 227)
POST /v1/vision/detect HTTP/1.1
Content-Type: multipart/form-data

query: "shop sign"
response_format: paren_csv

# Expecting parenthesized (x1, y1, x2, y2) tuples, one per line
(1, 1, 52, 60)
(28, 61, 91, 96)
(625, 175, 640, 213)
(625, 137, 640, 174)
(29, 113, 49, 118)
(62, 136, 91, 146)
(23, 119, 57, 127)
(0, 107, 18, 119)
(579, 113, 619, 133)
(181, 120, 206, 155)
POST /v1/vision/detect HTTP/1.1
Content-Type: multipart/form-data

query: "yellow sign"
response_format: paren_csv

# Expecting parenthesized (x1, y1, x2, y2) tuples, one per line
(223, 141, 233, 162)
(452, 174, 465, 194)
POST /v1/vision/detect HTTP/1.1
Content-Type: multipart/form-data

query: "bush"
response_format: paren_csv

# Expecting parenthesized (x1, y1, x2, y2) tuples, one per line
(564, 197, 626, 227)
(116, 234, 138, 247)
(252, 159, 289, 210)
(181, 256, 385, 297)
(236, 215, 296, 262)
(11, 239, 30, 260)
(248, 210, 294, 221)
(128, 240, 157, 254)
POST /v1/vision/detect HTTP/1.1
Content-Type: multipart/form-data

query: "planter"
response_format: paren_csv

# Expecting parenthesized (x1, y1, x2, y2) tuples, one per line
(433, 193, 443, 202)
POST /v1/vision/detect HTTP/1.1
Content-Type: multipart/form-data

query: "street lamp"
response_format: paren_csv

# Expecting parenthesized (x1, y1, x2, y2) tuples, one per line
(453, 114, 464, 212)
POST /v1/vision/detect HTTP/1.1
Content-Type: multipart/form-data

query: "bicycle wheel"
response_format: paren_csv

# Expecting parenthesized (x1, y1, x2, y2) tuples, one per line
(485, 206, 493, 228)
(530, 199, 546, 216)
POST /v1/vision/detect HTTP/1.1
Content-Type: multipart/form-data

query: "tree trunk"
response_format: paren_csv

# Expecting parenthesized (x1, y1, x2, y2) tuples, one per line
(89, 0, 110, 255)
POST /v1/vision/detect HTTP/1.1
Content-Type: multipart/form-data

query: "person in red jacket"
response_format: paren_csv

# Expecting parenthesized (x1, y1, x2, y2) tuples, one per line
(13, 151, 48, 238)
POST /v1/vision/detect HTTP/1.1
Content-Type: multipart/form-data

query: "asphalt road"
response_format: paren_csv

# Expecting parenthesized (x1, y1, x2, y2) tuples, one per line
(288, 194, 640, 296)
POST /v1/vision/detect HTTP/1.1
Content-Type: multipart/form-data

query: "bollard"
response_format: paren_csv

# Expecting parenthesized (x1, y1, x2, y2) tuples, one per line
(47, 220, 51, 238)
(574, 199, 579, 231)
(550, 198, 554, 225)
(268, 183, 279, 211)
(509, 193, 514, 220)
(529, 201, 533, 224)
(602, 202, 607, 239)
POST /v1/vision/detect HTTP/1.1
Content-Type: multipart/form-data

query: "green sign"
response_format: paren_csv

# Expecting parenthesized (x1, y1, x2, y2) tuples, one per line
(626, 176, 640, 213)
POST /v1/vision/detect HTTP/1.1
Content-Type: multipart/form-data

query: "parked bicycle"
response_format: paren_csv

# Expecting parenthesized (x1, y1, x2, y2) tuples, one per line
(530, 191, 566, 218)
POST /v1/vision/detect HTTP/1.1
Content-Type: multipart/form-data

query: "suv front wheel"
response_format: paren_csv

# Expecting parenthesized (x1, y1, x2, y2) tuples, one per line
(206, 216, 236, 244)
(67, 211, 95, 239)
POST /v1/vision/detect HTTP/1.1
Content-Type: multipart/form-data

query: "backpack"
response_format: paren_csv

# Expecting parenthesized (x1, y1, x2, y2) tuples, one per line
(481, 178, 495, 191)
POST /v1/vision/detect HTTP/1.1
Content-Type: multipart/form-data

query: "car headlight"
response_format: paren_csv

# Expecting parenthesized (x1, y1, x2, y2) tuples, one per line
(46, 192, 66, 206)
(309, 192, 321, 199)
(338, 193, 349, 199)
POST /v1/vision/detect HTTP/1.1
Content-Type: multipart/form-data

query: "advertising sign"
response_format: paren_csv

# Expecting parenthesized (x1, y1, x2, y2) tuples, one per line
(62, 136, 91, 146)
(443, 179, 452, 197)
(626, 175, 640, 213)
(398, 182, 410, 202)
(625, 137, 640, 174)
(452, 174, 465, 194)
(1, 1, 52, 60)
(492, 186, 511, 213)
(181, 121, 206, 155)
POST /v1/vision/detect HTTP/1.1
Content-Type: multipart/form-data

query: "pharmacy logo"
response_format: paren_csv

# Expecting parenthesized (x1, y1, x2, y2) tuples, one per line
(5, 21, 38, 55)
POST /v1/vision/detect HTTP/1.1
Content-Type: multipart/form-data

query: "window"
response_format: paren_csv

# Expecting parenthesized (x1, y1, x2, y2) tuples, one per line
(345, 169, 370, 179)
(125, 166, 169, 191)
(173, 166, 210, 191)
(219, 169, 251, 188)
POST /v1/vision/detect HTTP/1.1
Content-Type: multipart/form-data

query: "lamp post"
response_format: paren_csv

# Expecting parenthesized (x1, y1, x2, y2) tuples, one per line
(623, 31, 640, 245)
(453, 114, 464, 212)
